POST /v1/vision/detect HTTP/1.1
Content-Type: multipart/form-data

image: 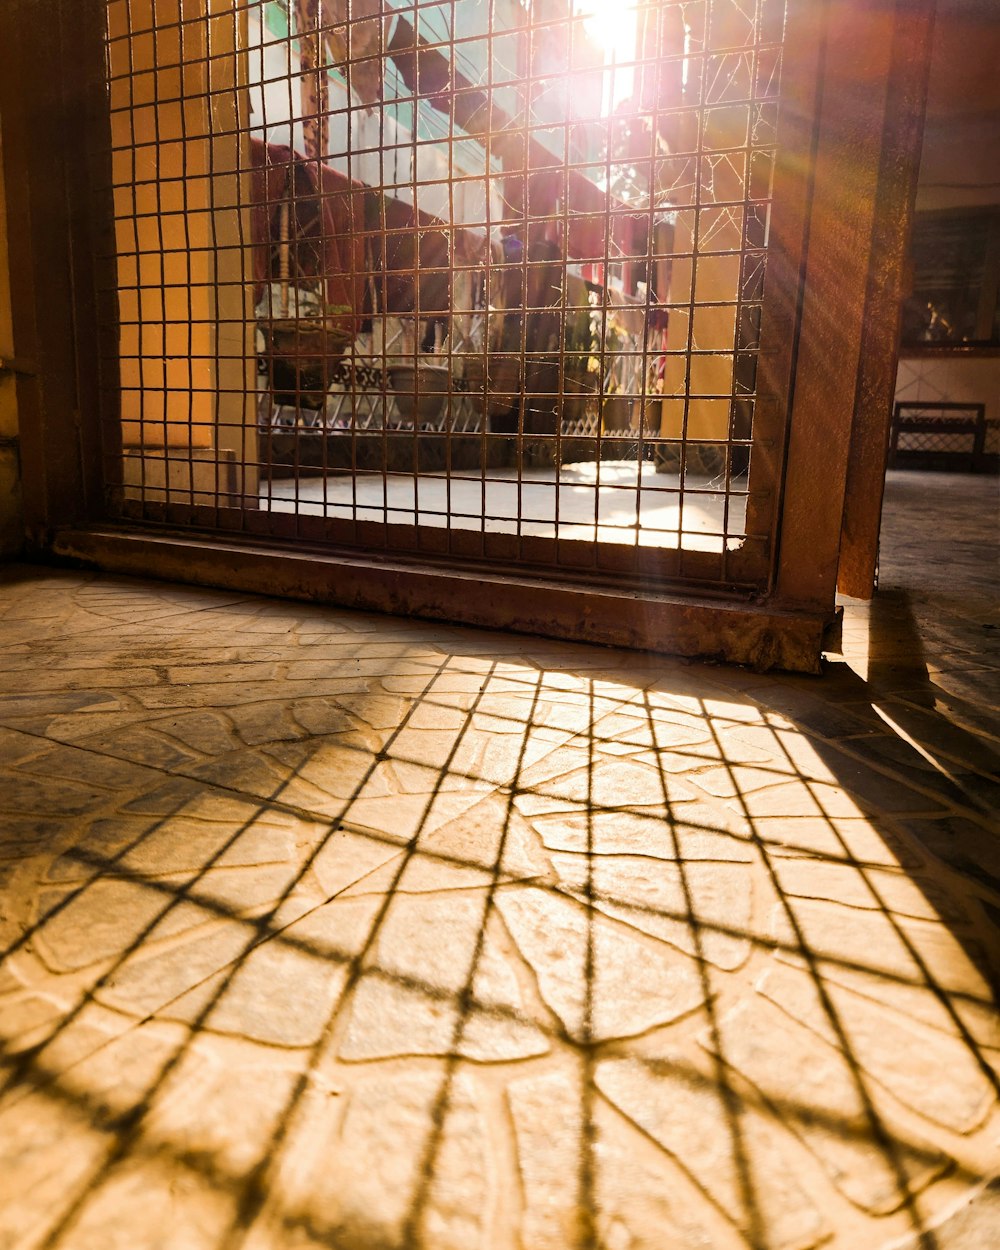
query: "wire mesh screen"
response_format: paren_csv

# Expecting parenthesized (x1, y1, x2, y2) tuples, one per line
(103, 0, 790, 587)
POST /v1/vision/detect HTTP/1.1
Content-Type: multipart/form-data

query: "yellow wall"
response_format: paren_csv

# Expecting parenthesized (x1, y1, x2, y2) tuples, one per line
(658, 172, 745, 443)
(108, 0, 254, 454)
(656, 13, 752, 445)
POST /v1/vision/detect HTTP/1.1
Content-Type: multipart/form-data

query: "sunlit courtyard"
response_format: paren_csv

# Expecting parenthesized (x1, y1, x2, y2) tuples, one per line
(262, 461, 748, 552)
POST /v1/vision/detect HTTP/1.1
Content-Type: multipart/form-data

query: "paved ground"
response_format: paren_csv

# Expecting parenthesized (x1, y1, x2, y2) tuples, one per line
(263, 460, 748, 553)
(0, 470, 998, 1250)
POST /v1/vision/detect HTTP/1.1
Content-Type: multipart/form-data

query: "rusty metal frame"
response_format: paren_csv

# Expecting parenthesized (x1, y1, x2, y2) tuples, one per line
(768, 0, 936, 615)
(836, 0, 936, 600)
(1, 0, 934, 671)
(49, 520, 828, 668)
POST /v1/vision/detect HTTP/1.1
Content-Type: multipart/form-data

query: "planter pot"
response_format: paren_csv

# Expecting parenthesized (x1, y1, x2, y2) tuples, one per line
(463, 355, 524, 421)
(387, 363, 450, 426)
(539, 362, 593, 426)
(260, 318, 353, 410)
(601, 394, 633, 433)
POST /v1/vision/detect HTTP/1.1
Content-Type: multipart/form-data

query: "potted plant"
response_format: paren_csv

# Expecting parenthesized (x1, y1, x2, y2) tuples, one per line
(386, 359, 450, 425)
(259, 292, 355, 409)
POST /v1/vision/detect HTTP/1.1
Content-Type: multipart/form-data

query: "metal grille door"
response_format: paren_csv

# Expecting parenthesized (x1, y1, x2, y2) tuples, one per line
(102, 0, 802, 593)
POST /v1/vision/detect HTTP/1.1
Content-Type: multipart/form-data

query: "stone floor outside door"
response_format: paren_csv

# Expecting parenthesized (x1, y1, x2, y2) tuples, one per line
(0, 470, 998, 1250)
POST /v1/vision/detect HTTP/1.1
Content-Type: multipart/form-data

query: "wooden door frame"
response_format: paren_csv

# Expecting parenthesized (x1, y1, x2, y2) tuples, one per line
(0, 0, 934, 670)
(0, 0, 120, 545)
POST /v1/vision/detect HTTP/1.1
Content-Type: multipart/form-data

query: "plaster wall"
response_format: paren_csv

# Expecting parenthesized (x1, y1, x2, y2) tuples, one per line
(915, 0, 1000, 213)
(891, 1, 1000, 448)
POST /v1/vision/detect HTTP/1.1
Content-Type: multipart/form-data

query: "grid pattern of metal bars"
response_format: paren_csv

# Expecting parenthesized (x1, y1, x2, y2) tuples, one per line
(101, 0, 791, 590)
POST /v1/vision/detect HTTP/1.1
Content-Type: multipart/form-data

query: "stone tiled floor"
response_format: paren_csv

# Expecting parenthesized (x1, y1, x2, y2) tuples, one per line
(0, 470, 998, 1250)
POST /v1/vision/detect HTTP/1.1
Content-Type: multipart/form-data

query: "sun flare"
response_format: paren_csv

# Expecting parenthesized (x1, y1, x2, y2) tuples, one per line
(579, 0, 639, 113)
